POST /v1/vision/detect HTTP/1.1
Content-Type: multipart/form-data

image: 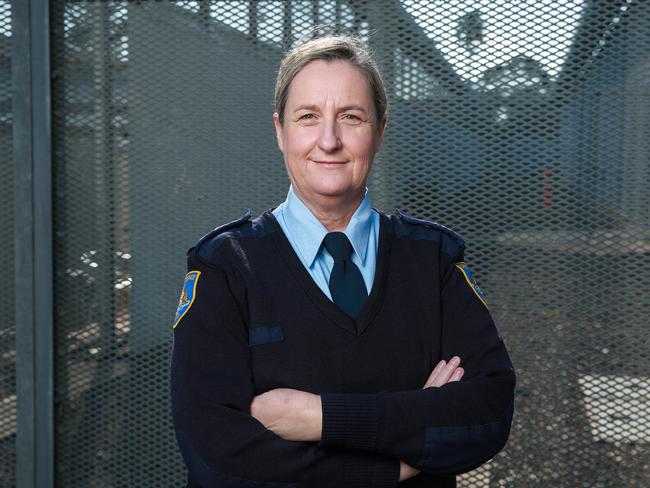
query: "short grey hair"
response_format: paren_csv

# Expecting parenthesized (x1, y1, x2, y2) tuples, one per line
(274, 35, 388, 125)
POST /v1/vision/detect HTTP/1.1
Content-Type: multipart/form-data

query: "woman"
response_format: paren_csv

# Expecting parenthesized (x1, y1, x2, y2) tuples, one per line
(171, 36, 515, 488)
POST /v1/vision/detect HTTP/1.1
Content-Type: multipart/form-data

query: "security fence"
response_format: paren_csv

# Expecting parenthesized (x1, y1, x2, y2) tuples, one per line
(0, 1, 15, 485)
(2, 1, 649, 487)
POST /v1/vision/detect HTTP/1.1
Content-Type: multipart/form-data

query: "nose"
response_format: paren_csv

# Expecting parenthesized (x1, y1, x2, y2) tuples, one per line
(317, 117, 342, 152)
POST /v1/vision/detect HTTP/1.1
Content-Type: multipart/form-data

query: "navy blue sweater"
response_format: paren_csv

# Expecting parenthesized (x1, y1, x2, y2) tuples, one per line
(171, 208, 515, 488)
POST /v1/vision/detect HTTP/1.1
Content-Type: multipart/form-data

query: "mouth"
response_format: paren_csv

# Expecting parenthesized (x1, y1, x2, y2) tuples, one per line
(312, 160, 348, 166)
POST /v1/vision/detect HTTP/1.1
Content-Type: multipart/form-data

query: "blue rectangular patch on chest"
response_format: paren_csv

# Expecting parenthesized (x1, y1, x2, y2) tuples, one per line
(249, 326, 284, 346)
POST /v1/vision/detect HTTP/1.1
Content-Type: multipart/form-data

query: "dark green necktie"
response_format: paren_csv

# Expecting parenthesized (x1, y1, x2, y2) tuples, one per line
(322, 232, 368, 319)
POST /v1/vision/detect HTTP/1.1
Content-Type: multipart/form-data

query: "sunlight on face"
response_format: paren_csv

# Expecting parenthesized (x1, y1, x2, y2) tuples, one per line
(274, 60, 386, 209)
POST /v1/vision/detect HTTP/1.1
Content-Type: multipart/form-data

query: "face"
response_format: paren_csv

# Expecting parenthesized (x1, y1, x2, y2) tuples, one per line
(274, 60, 386, 209)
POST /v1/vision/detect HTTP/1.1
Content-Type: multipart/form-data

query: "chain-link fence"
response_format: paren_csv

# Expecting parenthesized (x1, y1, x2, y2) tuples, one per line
(0, 2, 16, 486)
(0, 1, 15, 485)
(2, 0, 649, 486)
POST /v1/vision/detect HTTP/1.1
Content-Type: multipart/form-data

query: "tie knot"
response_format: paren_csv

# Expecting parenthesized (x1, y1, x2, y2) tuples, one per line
(322, 232, 353, 261)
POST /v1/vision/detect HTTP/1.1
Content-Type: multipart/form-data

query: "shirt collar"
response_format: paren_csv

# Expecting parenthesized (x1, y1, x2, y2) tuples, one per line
(281, 185, 374, 267)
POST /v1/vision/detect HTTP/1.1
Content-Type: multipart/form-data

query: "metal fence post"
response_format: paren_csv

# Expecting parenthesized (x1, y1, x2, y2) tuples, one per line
(12, 0, 53, 486)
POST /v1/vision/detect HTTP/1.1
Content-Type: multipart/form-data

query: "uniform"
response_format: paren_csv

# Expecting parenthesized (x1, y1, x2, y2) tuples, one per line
(171, 207, 515, 487)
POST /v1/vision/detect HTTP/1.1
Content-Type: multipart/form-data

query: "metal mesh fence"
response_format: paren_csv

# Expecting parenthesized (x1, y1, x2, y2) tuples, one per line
(0, 2, 15, 485)
(48, 1, 649, 487)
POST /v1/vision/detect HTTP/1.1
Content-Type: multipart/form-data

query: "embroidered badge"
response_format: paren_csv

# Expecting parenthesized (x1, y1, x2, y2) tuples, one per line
(173, 271, 201, 329)
(455, 262, 489, 309)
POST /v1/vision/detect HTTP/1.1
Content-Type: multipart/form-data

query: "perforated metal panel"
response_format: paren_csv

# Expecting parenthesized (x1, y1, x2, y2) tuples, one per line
(49, 1, 649, 487)
(0, 2, 15, 485)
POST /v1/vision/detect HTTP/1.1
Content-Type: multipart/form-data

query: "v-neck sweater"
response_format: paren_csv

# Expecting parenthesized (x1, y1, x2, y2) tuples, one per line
(269, 209, 389, 336)
(271, 185, 379, 300)
(171, 208, 516, 488)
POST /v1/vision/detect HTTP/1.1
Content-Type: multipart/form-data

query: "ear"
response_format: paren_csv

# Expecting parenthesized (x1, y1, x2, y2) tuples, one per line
(375, 115, 387, 152)
(273, 112, 285, 153)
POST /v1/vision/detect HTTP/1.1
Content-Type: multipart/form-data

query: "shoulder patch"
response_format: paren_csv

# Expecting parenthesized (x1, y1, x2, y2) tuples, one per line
(189, 208, 252, 256)
(173, 270, 201, 329)
(395, 208, 465, 248)
(455, 262, 488, 309)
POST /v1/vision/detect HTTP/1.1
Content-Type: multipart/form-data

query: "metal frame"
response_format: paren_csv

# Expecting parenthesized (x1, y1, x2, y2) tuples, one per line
(12, 0, 54, 487)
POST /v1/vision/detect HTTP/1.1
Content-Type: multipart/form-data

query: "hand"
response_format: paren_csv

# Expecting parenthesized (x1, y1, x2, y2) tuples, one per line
(399, 459, 421, 482)
(423, 356, 464, 388)
(250, 388, 322, 442)
(399, 356, 464, 482)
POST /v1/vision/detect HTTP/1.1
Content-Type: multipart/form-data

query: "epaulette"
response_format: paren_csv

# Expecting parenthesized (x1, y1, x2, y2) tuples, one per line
(188, 208, 252, 257)
(395, 208, 466, 249)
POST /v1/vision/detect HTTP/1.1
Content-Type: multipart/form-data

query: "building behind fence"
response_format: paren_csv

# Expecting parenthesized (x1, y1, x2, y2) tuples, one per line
(1, 1, 649, 486)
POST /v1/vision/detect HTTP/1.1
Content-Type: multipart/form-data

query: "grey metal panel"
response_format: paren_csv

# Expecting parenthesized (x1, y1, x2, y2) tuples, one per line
(12, 0, 53, 487)
(12, 1, 37, 485)
(48, 1, 650, 486)
(127, 2, 285, 354)
(30, 0, 53, 486)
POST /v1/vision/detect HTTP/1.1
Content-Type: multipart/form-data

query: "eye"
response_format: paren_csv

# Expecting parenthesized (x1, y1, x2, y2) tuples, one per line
(341, 113, 362, 124)
(298, 113, 317, 121)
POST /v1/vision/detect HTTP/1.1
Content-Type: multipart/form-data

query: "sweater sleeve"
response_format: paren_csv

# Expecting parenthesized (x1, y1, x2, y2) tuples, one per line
(171, 251, 400, 488)
(319, 250, 516, 475)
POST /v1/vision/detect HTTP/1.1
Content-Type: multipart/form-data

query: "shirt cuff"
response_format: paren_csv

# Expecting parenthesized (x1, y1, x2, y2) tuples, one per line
(320, 393, 382, 451)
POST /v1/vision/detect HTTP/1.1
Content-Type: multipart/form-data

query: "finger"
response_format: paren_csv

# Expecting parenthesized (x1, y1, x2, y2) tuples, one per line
(423, 360, 446, 388)
(430, 356, 461, 387)
(424, 360, 446, 387)
(448, 367, 464, 382)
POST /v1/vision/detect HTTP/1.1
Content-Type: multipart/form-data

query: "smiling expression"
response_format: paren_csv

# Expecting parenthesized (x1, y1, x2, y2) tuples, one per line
(274, 60, 386, 209)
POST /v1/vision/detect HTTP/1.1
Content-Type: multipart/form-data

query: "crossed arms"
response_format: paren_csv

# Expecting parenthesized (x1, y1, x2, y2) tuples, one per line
(250, 357, 466, 482)
(171, 251, 515, 487)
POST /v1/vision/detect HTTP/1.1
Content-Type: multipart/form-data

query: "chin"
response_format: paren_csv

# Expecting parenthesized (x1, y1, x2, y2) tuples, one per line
(314, 186, 363, 200)
(305, 179, 346, 196)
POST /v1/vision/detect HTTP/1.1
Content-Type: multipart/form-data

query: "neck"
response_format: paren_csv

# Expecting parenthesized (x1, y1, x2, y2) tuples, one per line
(294, 188, 365, 232)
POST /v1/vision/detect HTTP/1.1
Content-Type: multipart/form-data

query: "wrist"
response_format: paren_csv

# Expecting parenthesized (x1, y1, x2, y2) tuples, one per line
(309, 393, 323, 441)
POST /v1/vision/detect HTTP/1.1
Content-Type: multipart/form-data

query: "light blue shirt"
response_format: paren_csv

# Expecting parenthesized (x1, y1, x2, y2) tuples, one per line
(272, 185, 380, 300)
